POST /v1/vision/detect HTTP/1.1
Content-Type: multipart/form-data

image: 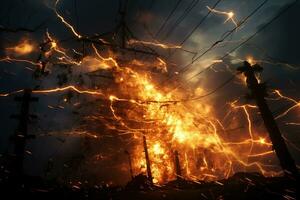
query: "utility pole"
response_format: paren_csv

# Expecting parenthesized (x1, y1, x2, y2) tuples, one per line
(143, 135, 153, 184)
(174, 150, 182, 180)
(237, 61, 298, 180)
(124, 150, 134, 180)
(11, 89, 38, 179)
(118, 0, 129, 49)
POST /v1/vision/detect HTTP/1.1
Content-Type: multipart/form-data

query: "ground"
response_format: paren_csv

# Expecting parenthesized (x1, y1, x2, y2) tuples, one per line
(0, 172, 297, 199)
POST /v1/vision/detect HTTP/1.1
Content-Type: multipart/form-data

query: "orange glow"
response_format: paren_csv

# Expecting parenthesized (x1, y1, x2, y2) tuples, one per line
(6, 40, 35, 55)
(0, 26, 287, 185)
(0, 53, 281, 183)
(207, 6, 238, 27)
(0, 56, 42, 68)
(246, 56, 255, 65)
(91, 44, 120, 70)
(32, 85, 104, 96)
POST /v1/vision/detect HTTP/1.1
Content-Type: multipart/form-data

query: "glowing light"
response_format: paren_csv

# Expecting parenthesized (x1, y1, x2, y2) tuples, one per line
(45, 31, 81, 65)
(92, 44, 120, 70)
(272, 90, 300, 120)
(128, 39, 182, 49)
(156, 57, 167, 72)
(6, 40, 35, 55)
(32, 85, 104, 96)
(0, 56, 42, 68)
(248, 150, 274, 158)
(54, 0, 82, 38)
(246, 56, 255, 65)
(207, 6, 238, 27)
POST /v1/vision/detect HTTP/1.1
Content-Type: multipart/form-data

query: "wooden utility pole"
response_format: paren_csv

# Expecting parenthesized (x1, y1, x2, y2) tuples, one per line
(117, 0, 129, 49)
(11, 89, 38, 178)
(237, 61, 298, 179)
(174, 150, 182, 180)
(124, 150, 134, 180)
(143, 135, 153, 183)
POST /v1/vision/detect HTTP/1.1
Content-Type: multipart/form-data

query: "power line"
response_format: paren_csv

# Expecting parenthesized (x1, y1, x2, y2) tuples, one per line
(164, 0, 222, 65)
(166, 0, 298, 97)
(154, 0, 183, 38)
(162, 0, 269, 86)
(178, 0, 222, 46)
(162, 0, 200, 40)
(186, 75, 235, 101)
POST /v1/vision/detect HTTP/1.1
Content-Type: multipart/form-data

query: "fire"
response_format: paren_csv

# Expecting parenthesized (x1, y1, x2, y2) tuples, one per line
(0, 51, 281, 183)
(0, 15, 289, 185)
(107, 67, 277, 183)
(1, 0, 299, 188)
(6, 40, 35, 55)
(152, 143, 164, 155)
(246, 56, 255, 65)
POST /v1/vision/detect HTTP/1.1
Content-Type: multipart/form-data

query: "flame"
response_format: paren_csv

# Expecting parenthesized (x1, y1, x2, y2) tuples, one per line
(246, 56, 255, 65)
(1, 24, 291, 185)
(0, 54, 281, 183)
(6, 40, 35, 55)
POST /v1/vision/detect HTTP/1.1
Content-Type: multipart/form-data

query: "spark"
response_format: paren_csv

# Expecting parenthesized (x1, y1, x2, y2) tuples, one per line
(235, 56, 299, 70)
(0, 89, 24, 97)
(230, 101, 258, 159)
(0, 56, 42, 68)
(128, 39, 182, 49)
(248, 150, 274, 158)
(285, 122, 300, 126)
(156, 57, 167, 72)
(91, 44, 120, 70)
(108, 95, 128, 123)
(272, 89, 298, 104)
(224, 138, 272, 147)
(1, 86, 103, 98)
(212, 59, 223, 64)
(276, 103, 300, 120)
(207, 6, 238, 27)
(282, 134, 300, 153)
(45, 31, 81, 65)
(32, 85, 104, 96)
(1, 9, 285, 182)
(273, 90, 300, 120)
(54, 0, 82, 38)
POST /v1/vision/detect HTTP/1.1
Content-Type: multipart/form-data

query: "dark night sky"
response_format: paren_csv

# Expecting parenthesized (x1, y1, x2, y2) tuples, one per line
(0, 0, 299, 184)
